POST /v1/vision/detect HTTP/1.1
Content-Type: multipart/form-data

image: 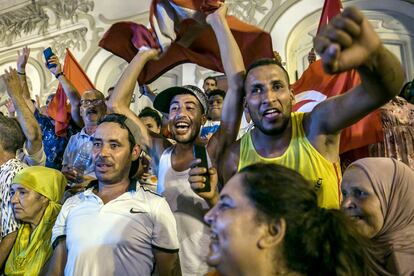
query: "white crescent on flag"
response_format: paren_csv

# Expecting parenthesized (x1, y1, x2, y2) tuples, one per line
(294, 90, 327, 112)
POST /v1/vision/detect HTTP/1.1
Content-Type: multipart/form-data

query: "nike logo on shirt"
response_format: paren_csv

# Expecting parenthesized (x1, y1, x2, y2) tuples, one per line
(130, 208, 145, 214)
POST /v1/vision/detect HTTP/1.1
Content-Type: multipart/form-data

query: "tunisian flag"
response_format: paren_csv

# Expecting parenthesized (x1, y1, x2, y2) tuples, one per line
(99, 0, 274, 84)
(293, 59, 383, 154)
(317, 0, 342, 33)
(292, 0, 383, 154)
(47, 49, 95, 136)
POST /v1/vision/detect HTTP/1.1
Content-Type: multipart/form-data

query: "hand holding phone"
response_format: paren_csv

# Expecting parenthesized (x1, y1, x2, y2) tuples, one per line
(43, 47, 57, 69)
(193, 145, 211, 193)
(189, 158, 220, 207)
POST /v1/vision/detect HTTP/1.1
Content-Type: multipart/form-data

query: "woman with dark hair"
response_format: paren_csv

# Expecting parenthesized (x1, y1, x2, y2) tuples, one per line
(203, 163, 368, 276)
(341, 157, 414, 275)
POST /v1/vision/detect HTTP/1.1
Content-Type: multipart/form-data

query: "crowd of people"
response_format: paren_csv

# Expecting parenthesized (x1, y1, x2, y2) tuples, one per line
(0, 3, 413, 276)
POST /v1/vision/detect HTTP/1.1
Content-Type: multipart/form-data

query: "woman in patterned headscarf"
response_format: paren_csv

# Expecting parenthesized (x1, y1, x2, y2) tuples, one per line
(341, 158, 414, 275)
(5, 166, 66, 276)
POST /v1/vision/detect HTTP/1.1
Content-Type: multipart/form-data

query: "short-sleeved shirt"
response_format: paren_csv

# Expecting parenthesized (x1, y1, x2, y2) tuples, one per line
(0, 159, 25, 239)
(62, 128, 95, 178)
(52, 181, 179, 276)
(35, 109, 80, 170)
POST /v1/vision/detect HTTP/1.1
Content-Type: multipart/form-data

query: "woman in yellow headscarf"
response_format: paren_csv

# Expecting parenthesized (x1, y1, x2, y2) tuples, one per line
(5, 166, 66, 276)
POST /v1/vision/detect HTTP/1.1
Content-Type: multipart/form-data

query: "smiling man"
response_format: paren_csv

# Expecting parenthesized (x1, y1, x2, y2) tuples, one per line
(61, 90, 106, 184)
(106, 4, 245, 274)
(46, 113, 180, 276)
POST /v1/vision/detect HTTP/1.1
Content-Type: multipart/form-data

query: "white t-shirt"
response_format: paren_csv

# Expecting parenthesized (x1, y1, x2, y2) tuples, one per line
(157, 146, 211, 276)
(52, 182, 179, 276)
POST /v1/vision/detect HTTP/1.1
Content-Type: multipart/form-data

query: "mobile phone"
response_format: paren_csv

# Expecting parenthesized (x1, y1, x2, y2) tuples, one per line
(193, 145, 210, 193)
(43, 47, 57, 69)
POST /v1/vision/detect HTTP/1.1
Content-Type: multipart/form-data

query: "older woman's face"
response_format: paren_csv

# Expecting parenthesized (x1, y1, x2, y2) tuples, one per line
(204, 174, 268, 275)
(10, 184, 48, 224)
(341, 167, 384, 238)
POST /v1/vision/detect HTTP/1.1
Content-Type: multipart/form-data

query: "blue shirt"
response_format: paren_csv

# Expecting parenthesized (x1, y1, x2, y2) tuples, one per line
(200, 120, 221, 139)
(35, 109, 80, 170)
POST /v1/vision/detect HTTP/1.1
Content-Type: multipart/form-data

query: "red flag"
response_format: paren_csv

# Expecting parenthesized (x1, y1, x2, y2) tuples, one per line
(47, 49, 95, 136)
(99, 0, 274, 84)
(317, 0, 342, 34)
(292, 60, 383, 154)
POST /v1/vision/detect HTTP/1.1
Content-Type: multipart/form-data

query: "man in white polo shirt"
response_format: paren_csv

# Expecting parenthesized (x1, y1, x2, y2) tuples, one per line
(44, 113, 180, 276)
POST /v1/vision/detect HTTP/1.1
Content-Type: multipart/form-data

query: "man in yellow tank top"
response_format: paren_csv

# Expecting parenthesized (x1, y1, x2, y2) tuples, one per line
(190, 7, 404, 210)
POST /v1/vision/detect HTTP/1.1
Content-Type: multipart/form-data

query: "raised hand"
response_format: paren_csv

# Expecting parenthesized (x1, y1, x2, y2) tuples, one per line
(16, 46, 30, 73)
(3, 68, 23, 98)
(314, 7, 382, 74)
(189, 159, 219, 207)
(46, 55, 63, 76)
(137, 46, 160, 61)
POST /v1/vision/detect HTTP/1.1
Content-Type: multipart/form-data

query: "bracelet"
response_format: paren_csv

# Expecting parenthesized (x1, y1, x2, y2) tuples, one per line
(55, 72, 64, 79)
(17, 71, 26, 75)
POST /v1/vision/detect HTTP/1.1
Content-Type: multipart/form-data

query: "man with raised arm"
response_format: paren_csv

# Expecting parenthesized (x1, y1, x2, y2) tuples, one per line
(107, 4, 245, 274)
(16, 47, 81, 170)
(190, 6, 404, 210)
(4, 68, 45, 166)
(60, 88, 106, 185)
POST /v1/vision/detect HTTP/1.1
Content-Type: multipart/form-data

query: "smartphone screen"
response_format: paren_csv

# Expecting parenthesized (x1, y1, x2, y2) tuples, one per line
(193, 145, 211, 193)
(43, 47, 57, 69)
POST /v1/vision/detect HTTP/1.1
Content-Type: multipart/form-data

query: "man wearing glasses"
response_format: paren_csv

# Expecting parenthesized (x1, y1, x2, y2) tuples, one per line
(61, 90, 107, 185)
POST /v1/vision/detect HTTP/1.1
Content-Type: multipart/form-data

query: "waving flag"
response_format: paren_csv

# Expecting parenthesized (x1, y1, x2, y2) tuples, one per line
(99, 0, 274, 84)
(292, 0, 383, 154)
(47, 49, 95, 136)
(293, 60, 383, 154)
(317, 0, 343, 34)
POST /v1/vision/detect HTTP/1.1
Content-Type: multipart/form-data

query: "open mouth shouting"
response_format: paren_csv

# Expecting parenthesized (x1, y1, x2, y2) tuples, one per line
(207, 229, 221, 263)
(174, 120, 191, 135)
(261, 108, 281, 121)
(86, 107, 98, 115)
